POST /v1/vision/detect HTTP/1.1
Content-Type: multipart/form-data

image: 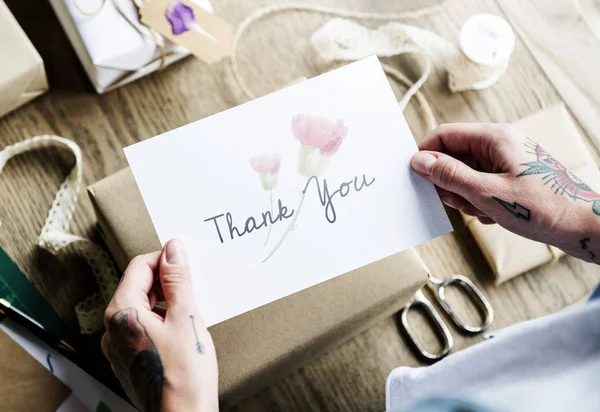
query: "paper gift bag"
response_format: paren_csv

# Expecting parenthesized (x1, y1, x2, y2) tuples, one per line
(0, 1, 48, 118)
(464, 103, 600, 284)
(88, 168, 428, 406)
(49, 0, 213, 93)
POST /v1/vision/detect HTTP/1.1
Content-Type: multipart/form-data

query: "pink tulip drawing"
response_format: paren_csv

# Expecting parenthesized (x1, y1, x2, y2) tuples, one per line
(292, 114, 348, 177)
(250, 152, 281, 246)
(165, 1, 217, 41)
(263, 115, 348, 262)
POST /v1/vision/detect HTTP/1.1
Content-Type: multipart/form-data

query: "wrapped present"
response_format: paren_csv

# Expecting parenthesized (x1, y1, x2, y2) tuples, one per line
(0, 328, 71, 410)
(0, 0, 48, 118)
(87, 168, 427, 406)
(464, 103, 600, 284)
(49, 0, 213, 93)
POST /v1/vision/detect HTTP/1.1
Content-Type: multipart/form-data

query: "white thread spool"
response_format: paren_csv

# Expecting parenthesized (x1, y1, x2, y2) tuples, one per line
(459, 13, 515, 66)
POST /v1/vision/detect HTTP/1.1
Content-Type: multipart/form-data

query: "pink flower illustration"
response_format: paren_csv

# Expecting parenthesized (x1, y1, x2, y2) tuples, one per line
(250, 152, 281, 175)
(291, 114, 348, 178)
(250, 152, 281, 246)
(263, 114, 348, 262)
(250, 152, 281, 191)
(291, 114, 348, 155)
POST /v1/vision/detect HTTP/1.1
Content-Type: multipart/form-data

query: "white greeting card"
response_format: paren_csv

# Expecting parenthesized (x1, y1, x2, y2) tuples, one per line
(125, 56, 452, 326)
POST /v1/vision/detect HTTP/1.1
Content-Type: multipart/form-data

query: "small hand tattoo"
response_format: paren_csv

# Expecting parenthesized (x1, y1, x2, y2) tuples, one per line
(519, 138, 600, 216)
(579, 237, 600, 264)
(108, 308, 164, 412)
(189, 315, 205, 354)
(492, 196, 531, 220)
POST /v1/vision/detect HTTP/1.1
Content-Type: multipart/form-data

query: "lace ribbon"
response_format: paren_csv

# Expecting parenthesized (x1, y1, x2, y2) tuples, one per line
(0, 136, 119, 334)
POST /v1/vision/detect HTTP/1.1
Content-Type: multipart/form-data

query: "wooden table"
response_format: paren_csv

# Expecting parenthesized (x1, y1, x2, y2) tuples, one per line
(2, 0, 600, 410)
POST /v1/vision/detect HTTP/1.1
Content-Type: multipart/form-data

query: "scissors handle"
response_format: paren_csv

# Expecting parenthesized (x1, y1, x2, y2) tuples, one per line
(400, 290, 453, 362)
(429, 275, 494, 334)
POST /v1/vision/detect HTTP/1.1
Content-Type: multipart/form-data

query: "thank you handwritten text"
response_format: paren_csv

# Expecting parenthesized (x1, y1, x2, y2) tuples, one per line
(204, 174, 375, 243)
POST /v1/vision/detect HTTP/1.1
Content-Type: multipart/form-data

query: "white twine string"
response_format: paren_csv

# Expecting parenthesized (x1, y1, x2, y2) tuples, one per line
(0, 136, 119, 334)
(224, 0, 513, 133)
(225, 0, 459, 102)
(72, 0, 107, 16)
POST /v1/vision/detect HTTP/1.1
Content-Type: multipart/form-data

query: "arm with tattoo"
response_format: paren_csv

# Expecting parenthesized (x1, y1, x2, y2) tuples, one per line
(410, 123, 600, 265)
(102, 240, 219, 412)
(107, 308, 164, 412)
(511, 139, 600, 263)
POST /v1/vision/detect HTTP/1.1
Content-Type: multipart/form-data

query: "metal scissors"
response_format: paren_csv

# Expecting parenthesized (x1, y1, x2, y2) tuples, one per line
(400, 272, 494, 361)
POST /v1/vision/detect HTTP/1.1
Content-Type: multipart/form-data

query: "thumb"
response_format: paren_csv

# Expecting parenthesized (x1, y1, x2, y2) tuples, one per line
(159, 239, 196, 320)
(410, 151, 490, 201)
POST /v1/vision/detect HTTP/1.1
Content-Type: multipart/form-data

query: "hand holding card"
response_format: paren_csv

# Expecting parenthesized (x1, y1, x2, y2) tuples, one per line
(125, 56, 452, 326)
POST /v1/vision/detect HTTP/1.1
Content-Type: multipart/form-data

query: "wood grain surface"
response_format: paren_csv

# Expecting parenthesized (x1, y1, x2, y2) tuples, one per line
(498, 0, 600, 161)
(1, 0, 599, 411)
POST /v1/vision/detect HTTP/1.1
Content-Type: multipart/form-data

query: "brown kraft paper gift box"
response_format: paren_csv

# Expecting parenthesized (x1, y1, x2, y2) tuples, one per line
(0, 1, 48, 119)
(0, 328, 71, 411)
(88, 169, 428, 406)
(463, 103, 600, 284)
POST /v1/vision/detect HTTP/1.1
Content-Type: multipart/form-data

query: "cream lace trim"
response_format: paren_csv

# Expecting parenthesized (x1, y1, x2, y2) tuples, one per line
(0, 136, 119, 334)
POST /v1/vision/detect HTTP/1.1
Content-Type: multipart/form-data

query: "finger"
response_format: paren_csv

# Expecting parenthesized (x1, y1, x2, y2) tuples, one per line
(153, 305, 167, 318)
(104, 251, 161, 329)
(159, 239, 196, 322)
(418, 123, 507, 154)
(478, 216, 496, 225)
(148, 289, 157, 309)
(455, 153, 493, 174)
(104, 307, 161, 352)
(147, 290, 166, 322)
(152, 279, 166, 302)
(411, 151, 499, 202)
(101, 333, 109, 359)
(436, 188, 486, 217)
(419, 124, 516, 172)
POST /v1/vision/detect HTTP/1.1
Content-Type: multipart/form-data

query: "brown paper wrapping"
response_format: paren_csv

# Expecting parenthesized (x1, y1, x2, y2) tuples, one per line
(87, 168, 427, 406)
(0, 328, 71, 410)
(0, 1, 48, 118)
(464, 103, 600, 284)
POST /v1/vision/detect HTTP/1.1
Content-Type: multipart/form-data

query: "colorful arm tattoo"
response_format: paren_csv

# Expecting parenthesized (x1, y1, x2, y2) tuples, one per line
(519, 138, 600, 215)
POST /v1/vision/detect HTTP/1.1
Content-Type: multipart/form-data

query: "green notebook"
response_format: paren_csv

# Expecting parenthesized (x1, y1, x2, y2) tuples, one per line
(0, 247, 72, 339)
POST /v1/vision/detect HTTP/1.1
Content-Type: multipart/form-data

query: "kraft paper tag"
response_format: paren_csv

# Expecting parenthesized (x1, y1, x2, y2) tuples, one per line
(140, 0, 233, 64)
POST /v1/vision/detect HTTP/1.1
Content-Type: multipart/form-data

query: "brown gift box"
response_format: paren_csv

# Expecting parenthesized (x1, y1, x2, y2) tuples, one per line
(464, 103, 600, 284)
(88, 169, 428, 405)
(0, 328, 71, 411)
(0, 1, 48, 118)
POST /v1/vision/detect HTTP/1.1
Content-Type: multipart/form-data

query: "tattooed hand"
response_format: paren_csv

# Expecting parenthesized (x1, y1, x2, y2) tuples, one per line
(410, 123, 600, 264)
(102, 240, 219, 412)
